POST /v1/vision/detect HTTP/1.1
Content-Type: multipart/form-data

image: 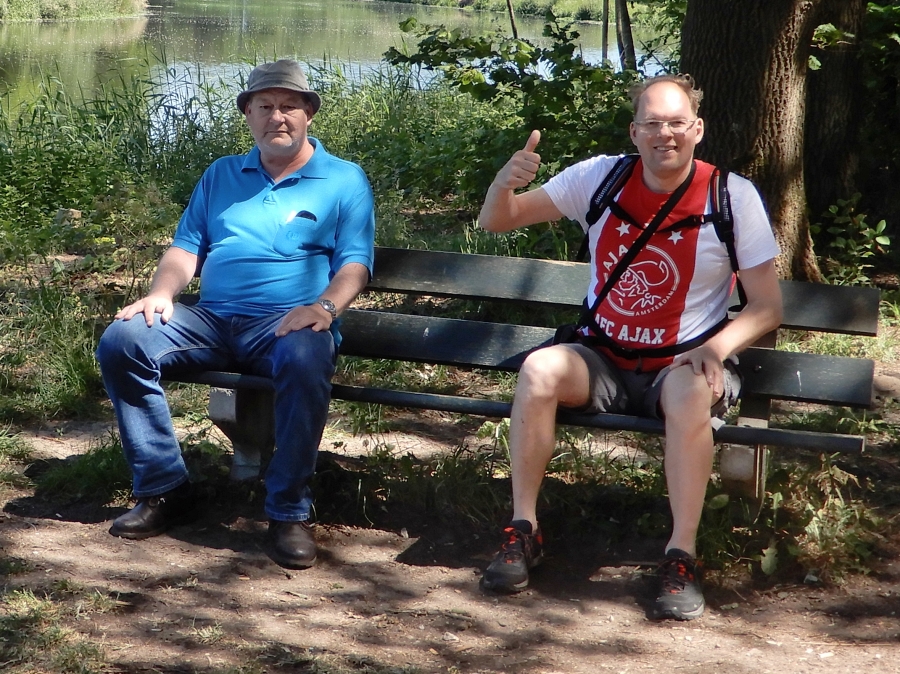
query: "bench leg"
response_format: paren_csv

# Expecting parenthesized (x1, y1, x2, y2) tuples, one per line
(719, 443, 768, 502)
(719, 392, 771, 503)
(208, 387, 275, 481)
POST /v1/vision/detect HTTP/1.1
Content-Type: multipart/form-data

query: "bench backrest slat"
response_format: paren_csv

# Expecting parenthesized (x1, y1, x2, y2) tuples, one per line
(739, 349, 874, 408)
(369, 247, 588, 306)
(368, 247, 880, 336)
(778, 282, 880, 336)
(340, 310, 874, 408)
(340, 310, 547, 370)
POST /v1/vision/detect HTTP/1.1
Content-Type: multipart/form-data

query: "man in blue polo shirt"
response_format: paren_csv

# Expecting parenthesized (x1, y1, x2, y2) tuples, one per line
(95, 59, 375, 569)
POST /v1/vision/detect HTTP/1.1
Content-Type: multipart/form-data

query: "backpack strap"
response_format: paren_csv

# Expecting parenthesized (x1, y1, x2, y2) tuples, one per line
(708, 168, 738, 272)
(576, 154, 640, 261)
(703, 168, 746, 309)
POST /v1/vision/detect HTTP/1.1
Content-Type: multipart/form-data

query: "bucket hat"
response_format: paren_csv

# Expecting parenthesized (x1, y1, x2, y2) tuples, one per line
(236, 59, 321, 114)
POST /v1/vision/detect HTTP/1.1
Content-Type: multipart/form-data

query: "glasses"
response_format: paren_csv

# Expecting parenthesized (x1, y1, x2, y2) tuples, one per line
(633, 119, 698, 135)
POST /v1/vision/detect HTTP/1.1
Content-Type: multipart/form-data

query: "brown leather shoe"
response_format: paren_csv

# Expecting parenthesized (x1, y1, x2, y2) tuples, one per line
(109, 482, 196, 540)
(267, 520, 317, 569)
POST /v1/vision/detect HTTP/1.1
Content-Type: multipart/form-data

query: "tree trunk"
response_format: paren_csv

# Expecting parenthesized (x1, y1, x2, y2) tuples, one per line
(601, 0, 610, 62)
(804, 0, 867, 221)
(681, 0, 824, 281)
(615, 0, 637, 71)
(505, 0, 519, 39)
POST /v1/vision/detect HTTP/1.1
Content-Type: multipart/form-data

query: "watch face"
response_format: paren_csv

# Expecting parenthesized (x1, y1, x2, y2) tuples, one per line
(319, 299, 337, 317)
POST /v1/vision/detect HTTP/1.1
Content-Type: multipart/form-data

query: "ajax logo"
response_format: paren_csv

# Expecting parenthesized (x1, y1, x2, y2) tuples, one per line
(608, 245, 679, 317)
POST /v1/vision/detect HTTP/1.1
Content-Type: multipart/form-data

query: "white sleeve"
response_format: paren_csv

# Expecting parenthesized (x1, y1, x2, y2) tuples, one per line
(727, 173, 781, 269)
(542, 155, 625, 232)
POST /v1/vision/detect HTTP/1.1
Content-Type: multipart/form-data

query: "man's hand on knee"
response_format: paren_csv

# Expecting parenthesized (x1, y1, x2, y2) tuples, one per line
(671, 344, 725, 399)
(116, 296, 176, 327)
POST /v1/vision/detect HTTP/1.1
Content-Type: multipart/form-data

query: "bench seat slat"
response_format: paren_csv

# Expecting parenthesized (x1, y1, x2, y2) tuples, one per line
(160, 376, 864, 453)
(369, 248, 880, 336)
(340, 310, 874, 407)
(330, 384, 864, 453)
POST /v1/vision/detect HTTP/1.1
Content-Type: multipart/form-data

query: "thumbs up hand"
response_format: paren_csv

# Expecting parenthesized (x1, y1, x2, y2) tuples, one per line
(493, 130, 541, 190)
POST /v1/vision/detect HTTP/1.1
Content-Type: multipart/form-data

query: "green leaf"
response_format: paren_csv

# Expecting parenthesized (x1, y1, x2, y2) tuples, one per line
(706, 493, 730, 510)
(770, 491, 784, 512)
(760, 544, 779, 576)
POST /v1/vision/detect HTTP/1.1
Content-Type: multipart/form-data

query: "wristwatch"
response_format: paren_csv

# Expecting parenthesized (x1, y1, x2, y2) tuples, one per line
(317, 298, 337, 319)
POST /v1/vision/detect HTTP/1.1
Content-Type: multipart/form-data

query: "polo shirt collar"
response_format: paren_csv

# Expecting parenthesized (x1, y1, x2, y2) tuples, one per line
(241, 137, 329, 180)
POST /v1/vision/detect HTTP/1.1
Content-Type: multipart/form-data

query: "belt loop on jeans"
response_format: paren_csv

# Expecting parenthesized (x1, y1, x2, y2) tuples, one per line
(635, 355, 643, 374)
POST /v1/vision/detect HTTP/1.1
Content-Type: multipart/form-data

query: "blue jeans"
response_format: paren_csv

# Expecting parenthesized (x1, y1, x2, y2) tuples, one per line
(95, 303, 336, 521)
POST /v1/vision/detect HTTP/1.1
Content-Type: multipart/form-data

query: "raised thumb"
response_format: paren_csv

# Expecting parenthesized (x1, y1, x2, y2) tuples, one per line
(523, 129, 541, 152)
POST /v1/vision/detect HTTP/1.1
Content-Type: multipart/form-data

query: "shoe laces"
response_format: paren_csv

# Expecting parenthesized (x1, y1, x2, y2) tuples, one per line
(498, 526, 528, 563)
(658, 556, 696, 594)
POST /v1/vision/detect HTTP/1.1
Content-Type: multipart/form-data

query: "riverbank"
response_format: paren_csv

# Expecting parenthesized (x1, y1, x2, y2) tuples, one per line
(363, 0, 608, 22)
(0, 0, 145, 22)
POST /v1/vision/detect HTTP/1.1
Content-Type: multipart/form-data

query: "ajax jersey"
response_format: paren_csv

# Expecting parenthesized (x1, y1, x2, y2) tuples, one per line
(543, 156, 779, 371)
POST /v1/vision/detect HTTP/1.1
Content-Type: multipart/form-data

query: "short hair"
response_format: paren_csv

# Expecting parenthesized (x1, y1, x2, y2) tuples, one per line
(629, 74, 703, 118)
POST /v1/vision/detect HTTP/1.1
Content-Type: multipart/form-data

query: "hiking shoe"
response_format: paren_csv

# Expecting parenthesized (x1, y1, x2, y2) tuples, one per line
(481, 520, 543, 593)
(652, 548, 705, 620)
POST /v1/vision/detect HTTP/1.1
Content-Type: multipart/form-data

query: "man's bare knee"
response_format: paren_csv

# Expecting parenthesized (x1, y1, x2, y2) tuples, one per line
(517, 346, 590, 406)
(660, 365, 714, 421)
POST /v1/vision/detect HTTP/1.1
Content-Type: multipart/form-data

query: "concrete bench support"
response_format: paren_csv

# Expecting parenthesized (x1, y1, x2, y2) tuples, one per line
(208, 387, 275, 481)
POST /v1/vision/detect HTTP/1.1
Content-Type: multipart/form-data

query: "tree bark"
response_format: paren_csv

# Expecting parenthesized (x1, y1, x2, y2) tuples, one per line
(505, 0, 519, 39)
(681, 0, 824, 281)
(804, 0, 867, 222)
(615, 0, 636, 71)
(601, 0, 610, 62)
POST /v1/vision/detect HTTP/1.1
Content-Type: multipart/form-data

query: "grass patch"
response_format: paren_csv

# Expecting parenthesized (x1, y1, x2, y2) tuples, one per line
(0, 587, 108, 674)
(34, 428, 232, 505)
(0, 427, 33, 490)
(36, 431, 131, 504)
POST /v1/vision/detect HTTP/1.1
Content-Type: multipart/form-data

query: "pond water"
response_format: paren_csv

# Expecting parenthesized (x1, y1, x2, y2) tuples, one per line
(0, 0, 627, 98)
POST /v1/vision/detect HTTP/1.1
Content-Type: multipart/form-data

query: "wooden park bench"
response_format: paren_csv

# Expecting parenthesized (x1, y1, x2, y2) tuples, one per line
(170, 247, 881, 500)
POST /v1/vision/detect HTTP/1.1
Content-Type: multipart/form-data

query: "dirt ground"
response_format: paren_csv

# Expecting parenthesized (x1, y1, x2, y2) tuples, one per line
(3, 401, 900, 673)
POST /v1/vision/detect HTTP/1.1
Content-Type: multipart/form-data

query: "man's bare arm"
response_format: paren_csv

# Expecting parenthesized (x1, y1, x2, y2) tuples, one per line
(706, 259, 783, 359)
(116, 246, 200, 326)
(671, 259, 783, 397)
(479, 130, 564, 232)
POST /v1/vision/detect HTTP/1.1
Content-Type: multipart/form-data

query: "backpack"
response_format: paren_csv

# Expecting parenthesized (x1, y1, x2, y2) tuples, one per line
(577, 154, 745, 306)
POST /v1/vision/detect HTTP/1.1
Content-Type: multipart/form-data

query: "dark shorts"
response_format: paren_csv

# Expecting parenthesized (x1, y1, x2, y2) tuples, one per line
(560, 343, 742, 420)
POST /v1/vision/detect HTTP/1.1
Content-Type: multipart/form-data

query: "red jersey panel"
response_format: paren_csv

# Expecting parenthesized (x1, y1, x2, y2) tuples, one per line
(589, 159, 718, 370)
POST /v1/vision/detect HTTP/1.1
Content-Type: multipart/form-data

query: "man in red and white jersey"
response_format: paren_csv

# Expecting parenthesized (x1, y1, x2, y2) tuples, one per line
(477, 74, 783, 620)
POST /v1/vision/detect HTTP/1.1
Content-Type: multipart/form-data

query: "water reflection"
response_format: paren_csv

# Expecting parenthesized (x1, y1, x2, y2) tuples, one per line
(0, 0, 621, 98)
(0, 19, 149, 97)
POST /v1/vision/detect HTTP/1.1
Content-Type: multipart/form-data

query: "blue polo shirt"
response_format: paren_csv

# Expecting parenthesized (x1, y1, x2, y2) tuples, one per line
(172, 138, 375, 319)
